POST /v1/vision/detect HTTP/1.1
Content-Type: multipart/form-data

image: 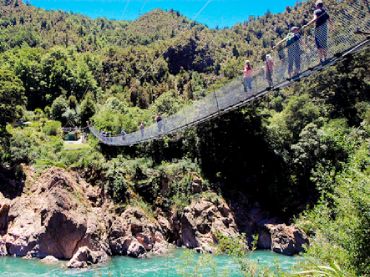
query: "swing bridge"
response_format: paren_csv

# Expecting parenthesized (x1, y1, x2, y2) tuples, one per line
(88, 0, 370, 146)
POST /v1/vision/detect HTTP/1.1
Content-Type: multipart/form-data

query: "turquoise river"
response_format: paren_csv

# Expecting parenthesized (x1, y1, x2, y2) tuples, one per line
(0, 249, 302, 276)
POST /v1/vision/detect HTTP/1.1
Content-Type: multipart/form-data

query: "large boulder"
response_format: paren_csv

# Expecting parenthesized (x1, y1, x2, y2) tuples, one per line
(174, 197, 239, 253)
(1, 168, 109, 260)
(67, 246, 108, 268)
(258, 224, 309, 255)
(108, 207, 169, 258)
(41, 255, 59, 264)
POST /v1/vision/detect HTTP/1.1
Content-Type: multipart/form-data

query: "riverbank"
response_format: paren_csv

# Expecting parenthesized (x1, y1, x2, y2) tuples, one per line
(0, 166, 308, 268)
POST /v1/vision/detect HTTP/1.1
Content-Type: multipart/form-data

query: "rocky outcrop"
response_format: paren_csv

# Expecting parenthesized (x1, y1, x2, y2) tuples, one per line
(190, 177, 203, 194)
(0, 168, 109, 264)
(67, 246, 108, 268)
(173, 197, 239, 253)
(0, 166, 309, 268)
(108, 207, 169, 258)
(257, 224, 309, 255)
(0, 193, 10, 235)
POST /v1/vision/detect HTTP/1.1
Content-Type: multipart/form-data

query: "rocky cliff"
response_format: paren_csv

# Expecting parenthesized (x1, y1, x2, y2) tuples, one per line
(0, 167, 308, 268)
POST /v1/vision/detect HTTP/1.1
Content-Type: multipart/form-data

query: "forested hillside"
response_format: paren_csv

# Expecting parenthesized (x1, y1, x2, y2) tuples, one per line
(0, 0, 369, 275)
(0, 0, 331, 113)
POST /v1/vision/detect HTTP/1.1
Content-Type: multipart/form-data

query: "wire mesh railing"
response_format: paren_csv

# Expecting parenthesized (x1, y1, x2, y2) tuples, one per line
(89, 0, 370, 146)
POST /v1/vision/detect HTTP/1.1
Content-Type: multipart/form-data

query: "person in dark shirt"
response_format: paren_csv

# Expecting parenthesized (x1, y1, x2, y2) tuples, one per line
(273, 26, 303, 79)
(304, 0, 331, 63)
(155, 114, 163, 133)
(286, 26, 303, 78)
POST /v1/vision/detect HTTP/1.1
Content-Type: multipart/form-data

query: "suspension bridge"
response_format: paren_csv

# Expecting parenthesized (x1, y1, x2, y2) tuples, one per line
(89, 0, 370, 146)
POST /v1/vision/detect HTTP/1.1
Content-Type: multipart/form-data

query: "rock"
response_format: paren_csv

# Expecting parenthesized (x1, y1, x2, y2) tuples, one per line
(108, 207, 168, 257)
(41, 256, 59, 264)
(127, 239, 146, 258)
(190, 182, 202, 194)
(260, 224, 309, 256)
(157, 215, 172, 239)
(257, 228, 272, 249)
(0, 241, 7, 256)
(150, 240, 173, 256)
(178, 197, 239, 253)
(67, 246, 108, 268)
(2, 168, 109, 261)
(0, 194, 10, 235)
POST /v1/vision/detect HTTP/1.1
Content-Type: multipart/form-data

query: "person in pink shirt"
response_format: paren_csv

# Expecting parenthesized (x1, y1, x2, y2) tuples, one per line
(243, 60, 253, 93)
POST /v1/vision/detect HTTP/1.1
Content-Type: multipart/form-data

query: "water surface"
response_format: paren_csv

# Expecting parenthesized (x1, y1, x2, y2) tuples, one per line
(0, 249, 301, 276)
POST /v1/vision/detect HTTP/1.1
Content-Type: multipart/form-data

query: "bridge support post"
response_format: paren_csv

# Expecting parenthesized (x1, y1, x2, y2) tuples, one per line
(213, 92, 220, 114)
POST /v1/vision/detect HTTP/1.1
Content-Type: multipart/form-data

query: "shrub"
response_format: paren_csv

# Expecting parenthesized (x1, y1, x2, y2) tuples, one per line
(42, 120, 61, 136)
(51, 96, 68, 123)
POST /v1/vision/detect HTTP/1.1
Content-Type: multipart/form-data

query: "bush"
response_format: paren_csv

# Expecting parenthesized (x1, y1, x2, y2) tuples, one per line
(51, 96, 68, 123)
(79, 92, 96, 126)
(297, 143, 370, 276)
(42, 120, 61, 136)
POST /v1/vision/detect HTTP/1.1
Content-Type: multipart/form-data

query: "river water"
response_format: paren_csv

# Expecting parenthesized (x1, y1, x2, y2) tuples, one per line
(0, 250, 301, 276)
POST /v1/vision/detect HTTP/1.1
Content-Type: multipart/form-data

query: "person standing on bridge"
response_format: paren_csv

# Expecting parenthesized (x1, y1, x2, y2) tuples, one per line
(242, 60, 253, 93)
(286, 26, 303, 78)
(265, 54, 274, 87)
(155, 114, 163, 133)
(304, 0, 331, 63)
(139, 122, 145, 137)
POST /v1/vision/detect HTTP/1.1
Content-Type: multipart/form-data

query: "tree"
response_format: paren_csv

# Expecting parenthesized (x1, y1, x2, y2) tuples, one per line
(68, 95, 78, 110)
(0, 68, 25, 128)
(79, 92, 96, 126)
(50, 96, 68, 123)
(62, 108, 80, 126)
(0, 67, 25, 168)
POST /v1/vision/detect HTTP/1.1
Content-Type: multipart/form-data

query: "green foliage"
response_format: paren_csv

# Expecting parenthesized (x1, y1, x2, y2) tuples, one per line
(215, 232, 247, 257)
(42, 120, 61, 136)
(0, 67, 25, 127)
(0, 67, 26, 167)
(214, 232, 281, 276)
(7, 122, 63, 165)
(62, 108, 80, 127)
(176, 250, 221, 277)
(104, 156, 130, 203)
(295, 262, 349, 277)
(50, 95, 68, 122)
(79, 92, 96, 125)
(297, 143, 370, 276)
(152, 89, 185, 115)
(68, 95, 78, 109)
(1, 0, 346, 115)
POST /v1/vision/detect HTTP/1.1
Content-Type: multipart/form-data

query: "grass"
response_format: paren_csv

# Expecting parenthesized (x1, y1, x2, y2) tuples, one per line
(63, 142, 90, 151)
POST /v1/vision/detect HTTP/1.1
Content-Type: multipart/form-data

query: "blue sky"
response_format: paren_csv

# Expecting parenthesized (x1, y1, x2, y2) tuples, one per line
(30, 0, 299, 28)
